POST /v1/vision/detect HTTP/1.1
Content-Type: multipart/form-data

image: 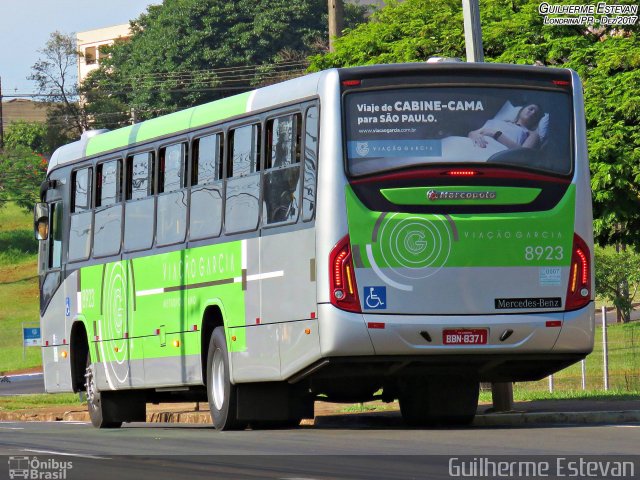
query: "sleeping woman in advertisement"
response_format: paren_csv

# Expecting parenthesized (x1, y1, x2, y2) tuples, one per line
(467, 104, 546, 150)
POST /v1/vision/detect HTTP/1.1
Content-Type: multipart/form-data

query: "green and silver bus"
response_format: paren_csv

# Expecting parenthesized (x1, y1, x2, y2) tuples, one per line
(35, 62, 594, 429)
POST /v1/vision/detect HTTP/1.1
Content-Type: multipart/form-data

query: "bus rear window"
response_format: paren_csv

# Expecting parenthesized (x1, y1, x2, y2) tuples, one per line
(344, 86, 572, 176)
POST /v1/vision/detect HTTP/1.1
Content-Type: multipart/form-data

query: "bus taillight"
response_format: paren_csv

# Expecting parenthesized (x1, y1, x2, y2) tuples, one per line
(329, 235, 361, 312)
(445, 169, 478, 176)
(565, 233, 591, 310)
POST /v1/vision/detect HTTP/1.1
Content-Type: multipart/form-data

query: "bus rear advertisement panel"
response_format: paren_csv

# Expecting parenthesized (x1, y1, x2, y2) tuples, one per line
(345, 86, 573, 176)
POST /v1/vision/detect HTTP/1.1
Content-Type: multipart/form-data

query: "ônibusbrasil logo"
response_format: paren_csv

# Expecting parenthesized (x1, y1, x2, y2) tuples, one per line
(8, 456, 73, 479)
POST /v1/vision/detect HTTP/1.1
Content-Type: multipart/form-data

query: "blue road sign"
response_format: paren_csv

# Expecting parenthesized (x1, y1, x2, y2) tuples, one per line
(23, 327, 41, 347)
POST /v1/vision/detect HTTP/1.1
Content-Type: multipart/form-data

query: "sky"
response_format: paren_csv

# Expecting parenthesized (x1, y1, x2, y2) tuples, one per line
(0, 0, 160, 96)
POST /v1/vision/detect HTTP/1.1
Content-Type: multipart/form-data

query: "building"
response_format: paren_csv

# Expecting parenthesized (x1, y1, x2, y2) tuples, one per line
(77, 24, 131, 85)
(1, 98, 48, 129)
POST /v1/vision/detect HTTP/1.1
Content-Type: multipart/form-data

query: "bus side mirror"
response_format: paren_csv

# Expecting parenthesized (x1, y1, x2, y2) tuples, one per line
(34, 203, 49, 241)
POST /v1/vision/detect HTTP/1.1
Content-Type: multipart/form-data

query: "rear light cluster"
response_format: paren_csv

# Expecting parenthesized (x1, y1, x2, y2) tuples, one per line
(329, 235, 361, 312)
(565, 233, 591, 310)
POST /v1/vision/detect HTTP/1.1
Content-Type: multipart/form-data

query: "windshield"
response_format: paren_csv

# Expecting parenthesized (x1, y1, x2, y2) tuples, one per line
(344, 86, 573, 176)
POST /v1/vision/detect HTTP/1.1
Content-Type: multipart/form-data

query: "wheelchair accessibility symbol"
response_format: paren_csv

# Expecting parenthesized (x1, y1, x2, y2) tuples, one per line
(364, 286, 386, 310)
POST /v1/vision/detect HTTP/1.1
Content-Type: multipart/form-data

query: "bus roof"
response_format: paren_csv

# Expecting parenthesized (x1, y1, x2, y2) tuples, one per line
(47, 70, 323, 173)
(47, 62, 573, 174)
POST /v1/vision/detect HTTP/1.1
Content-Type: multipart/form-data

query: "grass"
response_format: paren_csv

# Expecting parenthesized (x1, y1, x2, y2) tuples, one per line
(0, 393, 84, 411)
(340, 402, 397, 413)
(518, 321, 640, 392)
(0, 204, 38, 266)
(0, 204, 40, 374)
(479, 388, 640, 404)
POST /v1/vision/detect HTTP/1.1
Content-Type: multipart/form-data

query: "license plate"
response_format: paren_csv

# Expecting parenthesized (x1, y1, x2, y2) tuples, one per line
(442, 328, 488, 345)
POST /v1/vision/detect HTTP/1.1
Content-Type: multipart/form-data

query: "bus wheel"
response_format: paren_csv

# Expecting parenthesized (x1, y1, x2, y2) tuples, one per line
(85, 353, 122, 428)
(207, 327, 244, 431)
(399, 377, 479, 427)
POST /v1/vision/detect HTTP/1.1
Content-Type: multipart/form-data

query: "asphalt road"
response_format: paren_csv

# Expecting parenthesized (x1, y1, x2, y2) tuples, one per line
(0, 419, 638, 480)
(0, 373, 44, 396)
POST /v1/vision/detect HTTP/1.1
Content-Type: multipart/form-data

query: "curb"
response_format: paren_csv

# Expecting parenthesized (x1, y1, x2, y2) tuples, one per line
(2, 409, 639, 426)
(473, 410, 640, 427)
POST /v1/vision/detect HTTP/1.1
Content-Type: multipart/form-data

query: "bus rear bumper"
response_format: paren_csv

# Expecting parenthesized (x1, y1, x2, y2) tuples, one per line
(361, 303, 594, 356)
(317, 302, 594, 357)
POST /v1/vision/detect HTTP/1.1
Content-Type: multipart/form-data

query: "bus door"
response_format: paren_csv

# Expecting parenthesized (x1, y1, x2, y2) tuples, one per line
(36, 172, 68, 391)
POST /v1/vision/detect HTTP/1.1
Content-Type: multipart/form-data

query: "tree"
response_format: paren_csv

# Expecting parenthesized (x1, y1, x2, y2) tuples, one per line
(29, 31, 87, 141)
(595, 246, 640, 323)
(308, 0, 640, 248)
(83, 0, 366, 125)
(0, 146, 48, 211)
(4, 121, 47, 153)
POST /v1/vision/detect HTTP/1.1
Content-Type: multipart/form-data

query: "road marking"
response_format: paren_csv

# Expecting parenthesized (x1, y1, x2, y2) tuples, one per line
(615, 425, 640, 428)
(280, 478, 322, 480)
(23, 449, 110, 459)
(0, 427, 24, 430)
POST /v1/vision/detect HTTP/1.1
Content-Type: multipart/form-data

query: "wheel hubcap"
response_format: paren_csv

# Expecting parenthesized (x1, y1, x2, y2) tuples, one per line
(84, 364, 97, 410)
(211, 349, 225, 411)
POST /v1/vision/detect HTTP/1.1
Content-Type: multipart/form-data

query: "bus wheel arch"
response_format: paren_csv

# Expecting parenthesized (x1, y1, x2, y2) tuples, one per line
(69, 321, 89, 393)
(200, 304, 224, 387)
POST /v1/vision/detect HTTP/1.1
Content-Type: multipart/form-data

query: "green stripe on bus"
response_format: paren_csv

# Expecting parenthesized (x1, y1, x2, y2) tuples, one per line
(380, 186, 541, 206)
(80, 240, 247, 363)
(346, 184, 575, 268)
(85, 92, 252, 157)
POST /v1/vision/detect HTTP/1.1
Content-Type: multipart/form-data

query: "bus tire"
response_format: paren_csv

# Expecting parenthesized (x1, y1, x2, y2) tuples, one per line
(207, 327, 243, 431)
(85, 353, 122, 429)
(399, 377, 479, 427)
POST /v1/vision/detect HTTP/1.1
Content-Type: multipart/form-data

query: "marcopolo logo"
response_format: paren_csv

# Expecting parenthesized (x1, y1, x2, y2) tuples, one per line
(8, 456, 73, 479)
(427, 190, 497, 201)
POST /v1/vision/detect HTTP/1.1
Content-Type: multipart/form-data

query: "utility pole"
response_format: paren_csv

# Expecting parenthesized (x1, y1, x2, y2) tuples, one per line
(461, 0, 484, 62)
(462, 0, 509, 412)
(0, 76, 4, 150)
(327, 0, 345, 53)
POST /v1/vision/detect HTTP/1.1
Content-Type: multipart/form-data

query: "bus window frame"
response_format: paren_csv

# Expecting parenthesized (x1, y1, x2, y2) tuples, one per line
(224, 118, 263, 235)
(191, 131, 224, 187)
(302, 103, 320, 223)
(262, 109, 303, 228)
(93, 156, 124, 259)
(96, 157, 123, 209)
(156, 138, 189, 247)
(189, 130, 225, 242)
(123, 148, 157, 253)
(68, 165, 94, 263)
(158, 139, 188, 195)
(71, 165, 93, 214)
(48, 200, 65, 271)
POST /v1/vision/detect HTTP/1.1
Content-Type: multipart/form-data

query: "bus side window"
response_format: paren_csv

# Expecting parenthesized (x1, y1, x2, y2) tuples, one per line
(157, 143, 187, 246)
(263, 113, 302, 226)
(190, 133, 224, 240)
(303, 106, 318, 221)
(124, 152, 155, 252)
(48, 202, 63, 269)
(225, 123, 261, 234)
(69, 167, 93, 262)
(94, 159, 122, 258)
